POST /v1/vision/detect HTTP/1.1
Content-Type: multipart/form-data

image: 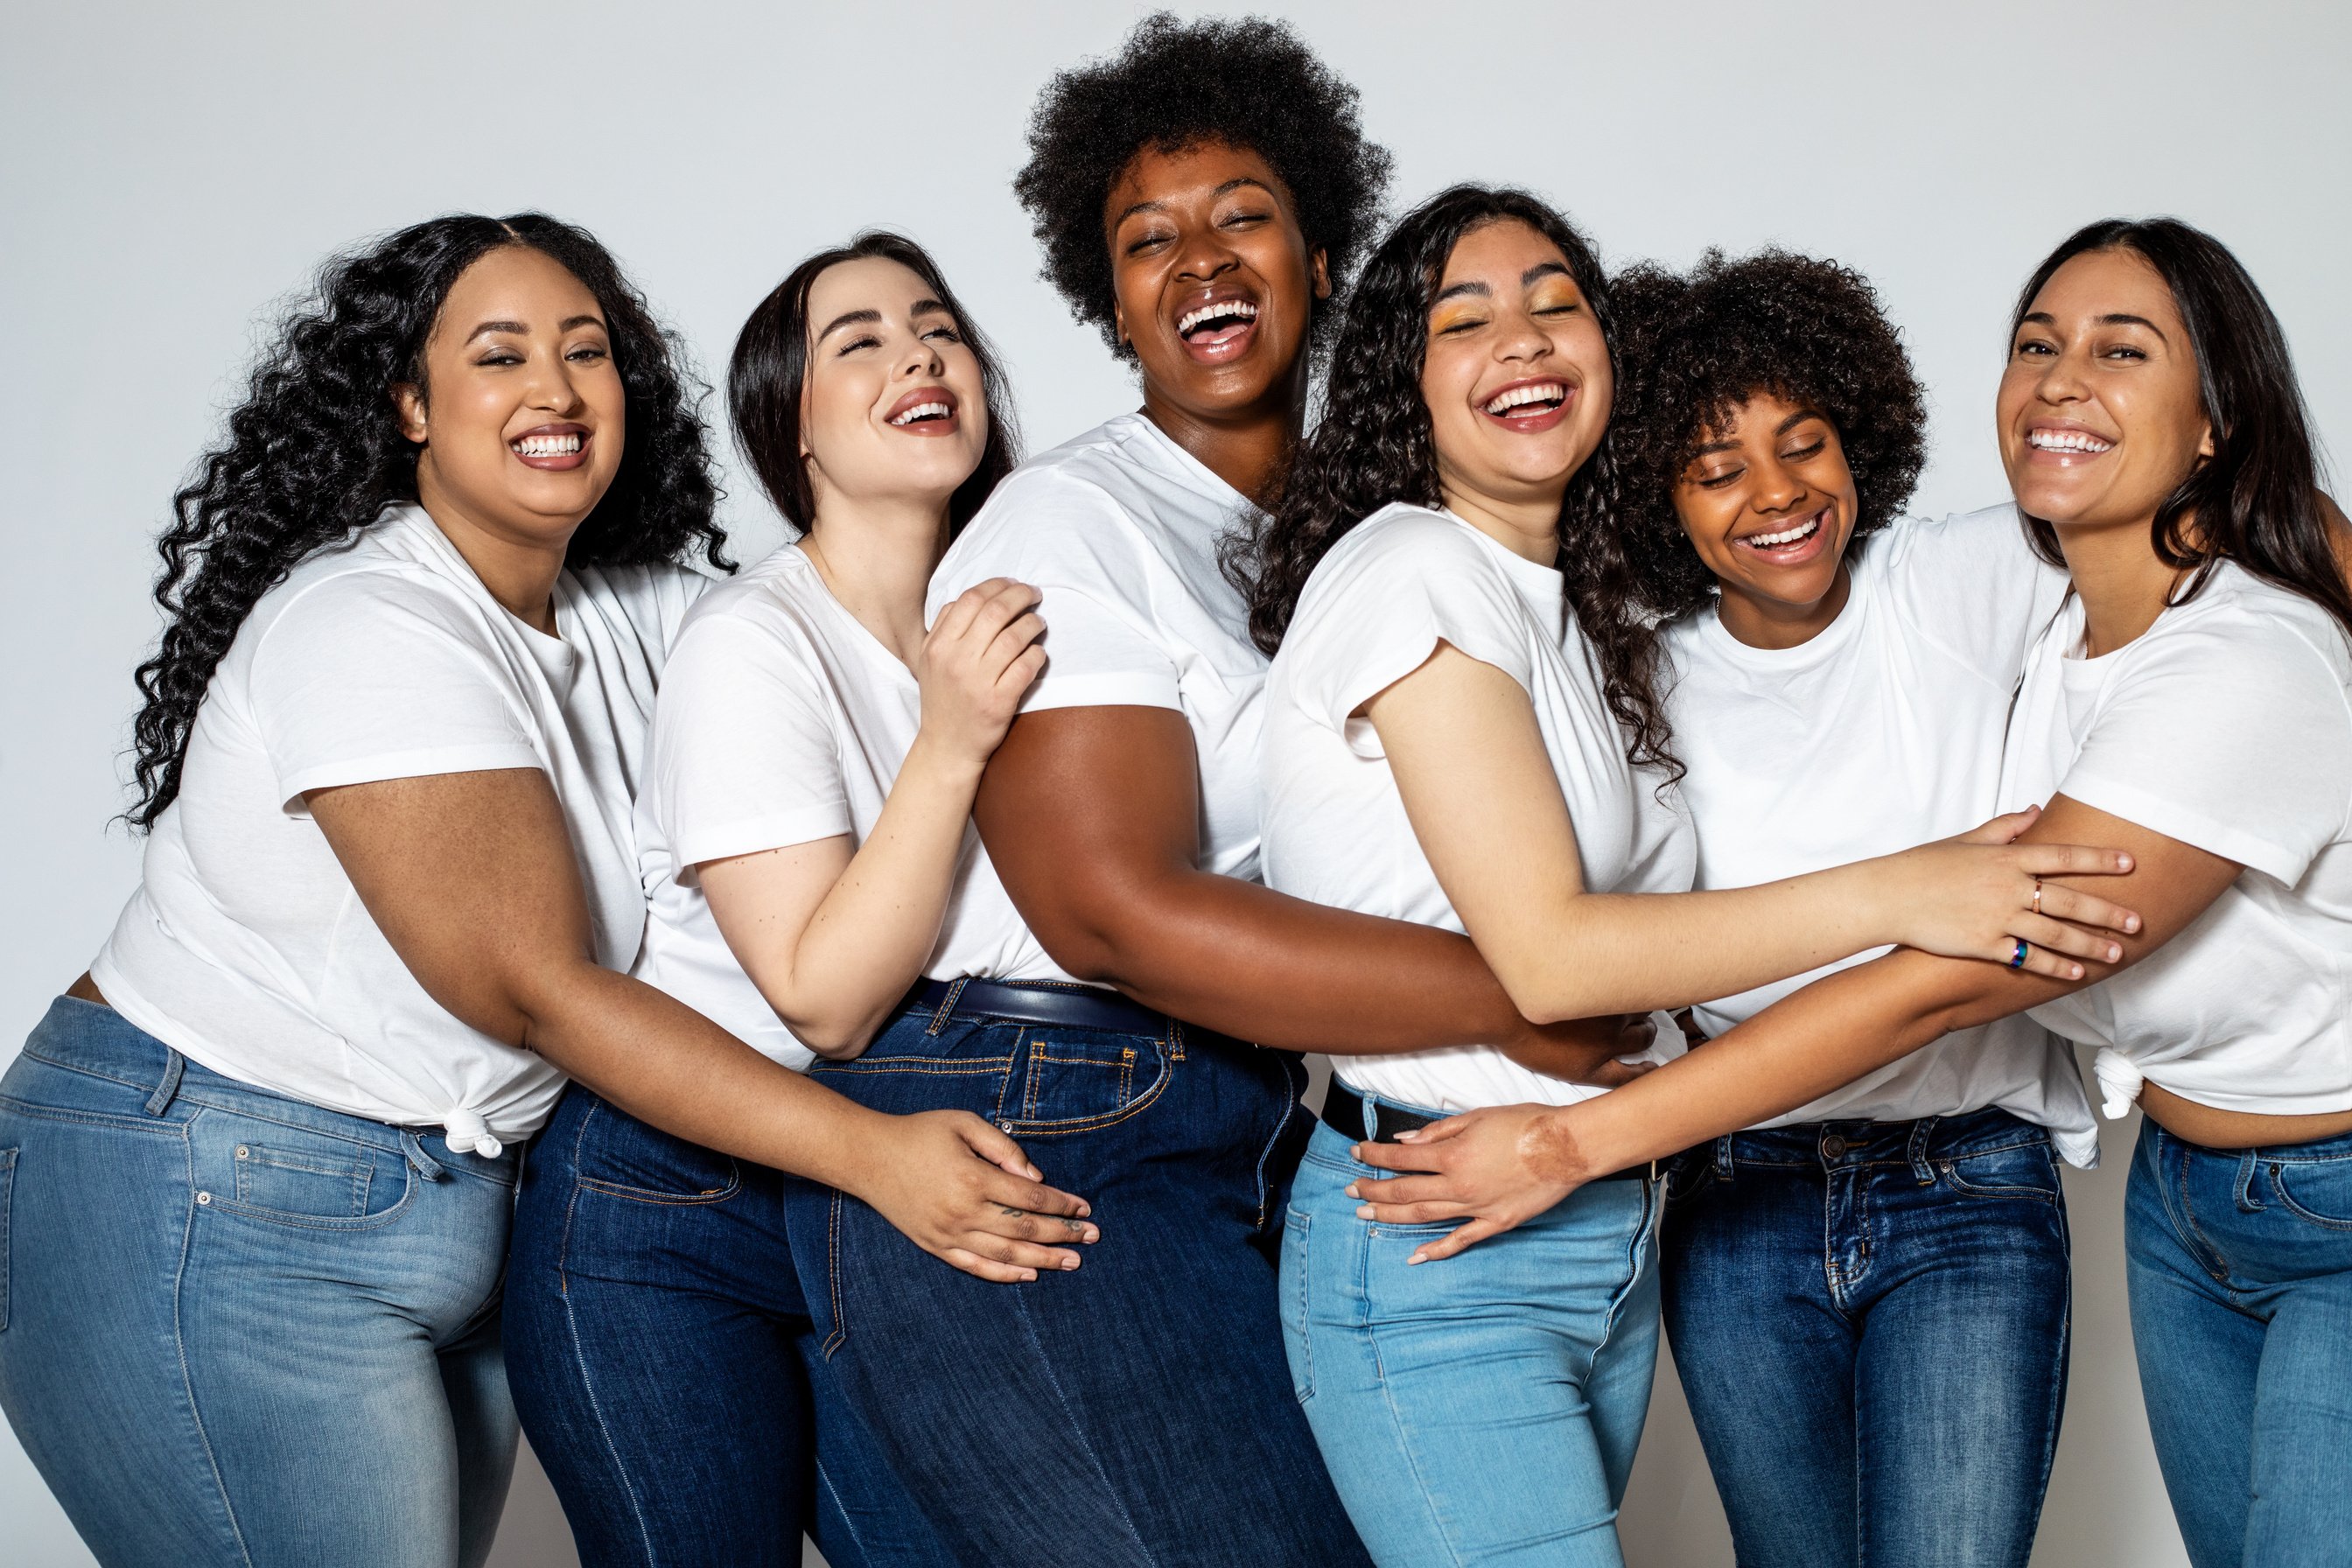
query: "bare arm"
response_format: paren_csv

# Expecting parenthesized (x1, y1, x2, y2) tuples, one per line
(1371, 645, 2140, 1019)
(308, 766, 1096, 1282)
(972, 704, 1648, 1076)
(1354, 794, 2238, 1260)
(698, 580, 1044, 1057)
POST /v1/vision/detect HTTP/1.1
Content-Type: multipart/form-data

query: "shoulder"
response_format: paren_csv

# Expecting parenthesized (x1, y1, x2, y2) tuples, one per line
(1310, 504, 1499, 598)
(247, 536, 490, 661)
(2143, 567, 2352, 695)
(668, 549, 827, 664)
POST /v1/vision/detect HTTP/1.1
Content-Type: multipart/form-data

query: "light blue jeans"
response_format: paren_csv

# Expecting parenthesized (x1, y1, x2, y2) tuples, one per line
(1281, 1110, 1662, 1568)
(0, 997, 521, 1568)
(2127, 1118, 2352, 1568)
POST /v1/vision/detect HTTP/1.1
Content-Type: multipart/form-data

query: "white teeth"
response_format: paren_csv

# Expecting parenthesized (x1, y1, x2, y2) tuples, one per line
(1483, 382, 1568, 415)
(512, 432, 583, 456)
(1744, 515, 1822, 549)
(889, 402, 952, 426)
(2027, 429, 2113, 454)
(1178, 300, 1258, 334)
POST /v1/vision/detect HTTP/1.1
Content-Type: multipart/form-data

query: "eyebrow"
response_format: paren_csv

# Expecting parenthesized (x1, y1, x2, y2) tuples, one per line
(1432, 260, 1575, 307)
(462, 314, 604, 345)
(2019, 309, 2168, 342)
(1690, 407, 1824, 458)
(816, 300, 953, 344)
(1110, 176, 1275, 230)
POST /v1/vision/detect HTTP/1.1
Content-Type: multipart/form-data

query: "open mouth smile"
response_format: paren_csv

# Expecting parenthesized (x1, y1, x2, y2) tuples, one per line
(509, 424, 591, 472)
(886, 386, 961, 435)
(2025, 424, 2115, 458)
(1172, 290, 1260, 364)
(1732, 505, 1833, 564)
(1479, 378, 1572, 432)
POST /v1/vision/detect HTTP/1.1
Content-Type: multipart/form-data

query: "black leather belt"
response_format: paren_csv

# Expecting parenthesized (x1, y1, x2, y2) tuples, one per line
(901, 977, 1179, 1036)
(1323, 1083, 1653, 1181)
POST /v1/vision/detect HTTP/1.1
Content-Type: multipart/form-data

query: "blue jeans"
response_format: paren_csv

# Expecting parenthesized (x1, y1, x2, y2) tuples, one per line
(1284, 1111, 1663, 1568)
(780, 1001, 1369, 1567)
(2126, 1118, 2352, 1568)
(1660, 1107, 2071, 1568)
(0, 997, 520, 1568)
(504, 1084, 957, 1568)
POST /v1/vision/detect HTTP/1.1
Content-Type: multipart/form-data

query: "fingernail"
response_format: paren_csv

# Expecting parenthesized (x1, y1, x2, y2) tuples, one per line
(2069, 965, 2083, 979)
(2109, 944, 2122, 961)
(1025, 1166, 1041, 1180)
(1076, 1202, 1091, 1217)
(1082, 1226, 1100, 1243)
(2127, 918, 2141, 933)
(1345, 1183, 1361, 1200)
(1396, 1129, 1423, 1143)
(2119, 855, 2134, 870)
(1408, 1252, 1428, 1266)
(1020, 1270, 1038, 1282)
(1356, 1205, 1375, 1220)
(1061, 1255, 1081, 1270)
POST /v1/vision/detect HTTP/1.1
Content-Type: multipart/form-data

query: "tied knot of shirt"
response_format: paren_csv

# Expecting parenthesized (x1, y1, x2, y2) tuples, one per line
(443, 1108, 504, 1159)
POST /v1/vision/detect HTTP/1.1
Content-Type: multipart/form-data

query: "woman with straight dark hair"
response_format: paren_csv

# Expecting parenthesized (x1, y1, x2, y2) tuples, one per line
(1352, 217, 2352, 1568)
(1245, 185, 2134, 1568)
(504, 231, 1065, 1568)
(0, 215, 1075, 1568)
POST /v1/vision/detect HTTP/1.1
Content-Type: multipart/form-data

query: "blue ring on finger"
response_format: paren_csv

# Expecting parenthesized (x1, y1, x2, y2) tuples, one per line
(2009, 937, 2030, 970)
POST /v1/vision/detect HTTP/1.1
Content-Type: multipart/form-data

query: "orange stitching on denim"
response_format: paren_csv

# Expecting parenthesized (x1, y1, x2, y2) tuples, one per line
(823, 1188, 847, 1356)
(1002, 1053, 1172, 1138)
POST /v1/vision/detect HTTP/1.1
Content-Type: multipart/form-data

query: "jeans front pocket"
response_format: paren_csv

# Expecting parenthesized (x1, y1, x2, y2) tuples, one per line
(1005, 1028, 1168, 1136)
(0, 1146, 15, 1332)
(2268, 1155, 2352, 1231)
(196, 1111, 409, 1228)
(1940, 1139, 2062, 1204)
(572, 1097, 739, 1205)
(1280, 1206, 1313, 1403)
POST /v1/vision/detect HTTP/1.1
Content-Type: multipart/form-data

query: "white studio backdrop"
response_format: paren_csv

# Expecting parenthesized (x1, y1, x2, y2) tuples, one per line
(4, 2, 2345, 1564)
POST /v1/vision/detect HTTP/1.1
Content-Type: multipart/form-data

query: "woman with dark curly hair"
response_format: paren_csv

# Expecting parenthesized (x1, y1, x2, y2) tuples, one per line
(1245, 187, 2135, 1568)
(0, 216, 1085, 1568)
(1353, 220, 2352, 1568)
(1613, 250, 2091, 1568)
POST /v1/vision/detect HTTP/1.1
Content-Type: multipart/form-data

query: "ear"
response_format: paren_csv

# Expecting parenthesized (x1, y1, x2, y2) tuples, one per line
(1113, 300, 1129, 350)
(1309, 247, 1333, 302)
(2197, 421, 2216, 461)
(391, 383, 428, 444)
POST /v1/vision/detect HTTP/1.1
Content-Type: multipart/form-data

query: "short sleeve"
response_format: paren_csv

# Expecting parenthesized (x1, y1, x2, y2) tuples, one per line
(648, 609, 853, 871)
(2062, 614, 2352, 885)
(1284, 514, 1536, 760)
(929, 469, 1181, 712)
(249, 571, 541, 814)
(1880, 505, 2070, 681)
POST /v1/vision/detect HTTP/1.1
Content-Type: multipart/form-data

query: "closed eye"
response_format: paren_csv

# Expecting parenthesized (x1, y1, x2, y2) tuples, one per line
(921, 326, 963, 345)
(1782, 438, 1826, 463)
(836, 334, 881, 355)
(1696, 466, 1745, 490)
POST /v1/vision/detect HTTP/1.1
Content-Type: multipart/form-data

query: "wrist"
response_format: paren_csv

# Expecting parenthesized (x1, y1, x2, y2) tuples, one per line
(1519, 1104, 1606, 1186)
(804, 1101, 896, 1200)
(904, 728, 988, 788)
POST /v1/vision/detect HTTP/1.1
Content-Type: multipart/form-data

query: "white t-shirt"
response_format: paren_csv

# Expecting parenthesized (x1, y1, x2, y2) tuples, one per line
(93, 504, 704, 1152)
(2002, 562, 2352, 1117)
(928, 412, 1268, 882)
(1662, 507, 2098, 1165)
(633, 544, 1075, 1068)
(1260, 503, 1697, 1113)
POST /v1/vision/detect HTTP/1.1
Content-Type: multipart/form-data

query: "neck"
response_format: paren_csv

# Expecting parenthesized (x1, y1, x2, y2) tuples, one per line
(797, 492, 953, 665)
(1440, 478, 1564, 567)
(2054, 512, 2187, 656)
(1717, 564, 1852, 650)
(1137, 360, 1308, 508)
(415, 471, 570, 635)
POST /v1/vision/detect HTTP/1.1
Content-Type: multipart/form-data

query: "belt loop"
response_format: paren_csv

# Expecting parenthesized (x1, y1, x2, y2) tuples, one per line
(927, 977, 968, 1037)
(1908, 1117, 1937, 1185)
(400, 1130, 450, 1183)
(144, 1049, 186, 1116)
(2234, 1150, 2263, 1213)
(1363, 1098, 1382, 1143)
(1713, 1133, 1735, 1181)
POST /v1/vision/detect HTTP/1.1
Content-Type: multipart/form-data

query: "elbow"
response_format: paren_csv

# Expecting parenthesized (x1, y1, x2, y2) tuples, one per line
(1017, 882, 1154, 990)
(1490, 954, 1586, 1028)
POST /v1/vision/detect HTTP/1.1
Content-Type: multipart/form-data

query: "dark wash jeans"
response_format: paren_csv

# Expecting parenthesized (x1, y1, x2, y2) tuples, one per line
(505, 1084, 957, 1568)
(1662, 1107, 2072, 1568)
(780, 999, 1373, 1568)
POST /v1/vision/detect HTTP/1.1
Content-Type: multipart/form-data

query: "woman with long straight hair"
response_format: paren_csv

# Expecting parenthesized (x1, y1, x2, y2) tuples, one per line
(0, 215, 1079, 1568)
(1353, 217, 2352, 1568)
(505, 230, 1049, 1568)
(1242, 185, 2135, 1568)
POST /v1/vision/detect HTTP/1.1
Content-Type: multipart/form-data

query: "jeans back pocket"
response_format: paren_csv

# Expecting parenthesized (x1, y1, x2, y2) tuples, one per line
(0, 1146, 16, 1332)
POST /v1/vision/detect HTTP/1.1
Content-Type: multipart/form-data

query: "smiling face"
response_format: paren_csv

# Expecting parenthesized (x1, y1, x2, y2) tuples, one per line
(1998, 246, 2213, 538)
(1105, 138, 1329, 426)
(1419, 218, 1614, 551)
(395, 245, 626, 548)
(797, 256, 989, 521)
(1672, 391, 1860, 644)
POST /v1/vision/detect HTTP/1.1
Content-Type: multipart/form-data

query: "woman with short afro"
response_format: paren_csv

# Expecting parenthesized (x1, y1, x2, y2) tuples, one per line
(794, 15, 1635, 1566)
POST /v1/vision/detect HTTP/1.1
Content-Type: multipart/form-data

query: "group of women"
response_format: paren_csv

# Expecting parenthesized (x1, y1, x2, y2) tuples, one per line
(2, 12, 2347, 1568)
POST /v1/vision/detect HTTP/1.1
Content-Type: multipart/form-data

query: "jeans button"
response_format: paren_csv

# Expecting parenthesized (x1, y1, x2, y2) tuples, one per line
(1822, 1135, 1849, 1158)
(998, 1120, 1015, 1135)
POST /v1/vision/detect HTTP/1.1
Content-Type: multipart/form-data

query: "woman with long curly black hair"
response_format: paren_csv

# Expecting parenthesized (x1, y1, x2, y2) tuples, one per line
(0, 215, 1089, 1568)
(1611, 251, 2093, 1568)
(1242, 187, 2138, 1567)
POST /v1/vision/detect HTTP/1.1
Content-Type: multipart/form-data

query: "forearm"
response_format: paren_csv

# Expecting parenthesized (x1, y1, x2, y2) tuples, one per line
(761, 738, 979, 1053)
(1044, 865, 1547, 1054)
(520, 962, 895, 1192)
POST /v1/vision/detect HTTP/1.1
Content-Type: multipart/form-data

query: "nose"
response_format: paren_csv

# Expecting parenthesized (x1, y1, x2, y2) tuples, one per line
(900, 332, 942, 379)
(2034, 340, 2093, 406)
(524, 348, 586, 416)
(1173, 223, 1239, 284)
(1750, 452, 1806, 514)
(1493, 305, 1552, 366)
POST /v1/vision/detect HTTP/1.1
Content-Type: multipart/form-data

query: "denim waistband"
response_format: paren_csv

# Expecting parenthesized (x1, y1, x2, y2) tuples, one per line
(2142, 1117, 2352, 1165)
(1690, 1104, 2050, 1179)
(15, 995, 519, 1182)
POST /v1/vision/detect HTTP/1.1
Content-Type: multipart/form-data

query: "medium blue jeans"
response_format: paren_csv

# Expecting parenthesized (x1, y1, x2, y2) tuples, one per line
(1284, 1111, 1663, 1568)
(780, 1000, 1370, 1567)
(1661, 1108, 2071, 1568)
(0, 997, 520, 1568)
(2126, 1118, 2352, 1568)
(504, 1084, 957, 1568)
